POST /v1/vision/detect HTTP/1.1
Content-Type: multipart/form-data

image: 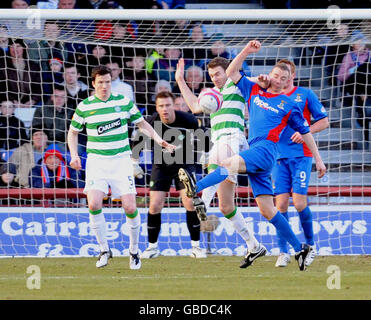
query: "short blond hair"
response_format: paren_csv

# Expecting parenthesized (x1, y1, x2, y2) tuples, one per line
(277, 59, 296, 75)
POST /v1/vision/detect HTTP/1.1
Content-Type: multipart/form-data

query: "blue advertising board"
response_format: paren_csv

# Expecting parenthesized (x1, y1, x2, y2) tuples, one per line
(0, 206, 370, 257)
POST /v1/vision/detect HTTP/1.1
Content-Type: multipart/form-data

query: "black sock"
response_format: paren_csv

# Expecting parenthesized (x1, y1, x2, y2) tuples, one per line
(186, 210, 200, 241)
(147, 212, 161, 244)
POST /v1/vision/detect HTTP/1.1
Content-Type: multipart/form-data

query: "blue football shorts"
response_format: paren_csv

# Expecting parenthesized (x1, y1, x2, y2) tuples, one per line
(239, 140, 277, 198)
(272, 156, 313, 195)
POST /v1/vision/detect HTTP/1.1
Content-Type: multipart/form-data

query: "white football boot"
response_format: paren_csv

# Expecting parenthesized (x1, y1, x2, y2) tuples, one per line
(141, 246, 160, 259)
(275, 253, 291, 267)
(130, 252, 142, 270)
(190, 246, 207, 258)
(305, 245, 316, 267)
(96, 249, 113, 268)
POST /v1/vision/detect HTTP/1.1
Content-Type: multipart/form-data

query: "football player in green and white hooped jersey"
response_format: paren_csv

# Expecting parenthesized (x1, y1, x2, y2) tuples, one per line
(175, 57, 269, 255)
(68, 65, 176, 270)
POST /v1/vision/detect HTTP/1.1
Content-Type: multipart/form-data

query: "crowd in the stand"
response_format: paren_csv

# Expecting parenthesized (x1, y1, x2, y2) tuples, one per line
(0, 0, 369, 193)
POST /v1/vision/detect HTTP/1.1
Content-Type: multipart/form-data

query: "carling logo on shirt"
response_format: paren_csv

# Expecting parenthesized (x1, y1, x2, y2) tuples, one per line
(97, 118, 121, 135)
(253, 96, 279, 114)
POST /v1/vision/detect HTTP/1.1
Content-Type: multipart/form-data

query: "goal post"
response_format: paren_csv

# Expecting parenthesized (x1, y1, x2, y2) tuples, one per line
(0, 8, 370, 257)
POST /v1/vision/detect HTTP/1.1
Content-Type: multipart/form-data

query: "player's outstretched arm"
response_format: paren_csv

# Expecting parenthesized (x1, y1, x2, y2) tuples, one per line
(175, 58, 203, 114)
(226, 40, 261, 84)
(301, 132, 326, 178)
(136, 119, 177, 153)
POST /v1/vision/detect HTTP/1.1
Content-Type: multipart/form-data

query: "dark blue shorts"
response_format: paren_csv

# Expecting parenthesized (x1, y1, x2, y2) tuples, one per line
(239, 140, 277, 197)
(272, 157, 313, 195)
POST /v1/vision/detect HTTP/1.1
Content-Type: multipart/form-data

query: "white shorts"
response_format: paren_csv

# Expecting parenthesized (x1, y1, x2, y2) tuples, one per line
(209, 133, 248, 184)
(84, 153, 136, 199)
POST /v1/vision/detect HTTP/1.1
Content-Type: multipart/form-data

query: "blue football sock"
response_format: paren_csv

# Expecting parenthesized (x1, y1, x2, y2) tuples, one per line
(276, 211, 289, 253)
(270, 211, 301, 252)
(298, 206, 314, 246)
(196, 166, 229, 193)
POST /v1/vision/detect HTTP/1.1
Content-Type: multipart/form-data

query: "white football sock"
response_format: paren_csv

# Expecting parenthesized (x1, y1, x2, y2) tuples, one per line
(126, 211, 141, 254)
(201, 184, 219, 208)
(229, 211, 259, 251)
(89, 211, 109, 252)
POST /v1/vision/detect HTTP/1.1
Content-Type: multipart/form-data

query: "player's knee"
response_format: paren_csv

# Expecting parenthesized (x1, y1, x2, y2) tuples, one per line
(294, 201, 307, 213)
(123, 203, 137, 215)
(219, 203, 234, 216)
(88, 201, 102, 213)
(149, 204, 163, 213)
(276, 202, 289, 213)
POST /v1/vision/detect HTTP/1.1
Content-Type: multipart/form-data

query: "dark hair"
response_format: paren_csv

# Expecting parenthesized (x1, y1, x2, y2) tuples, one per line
(91, 65, 112, 82)
(64, 62, 77, 71)
(207, 57, 230, 71)
(155, 91, 175, 103)
(53, 84, 65, 92)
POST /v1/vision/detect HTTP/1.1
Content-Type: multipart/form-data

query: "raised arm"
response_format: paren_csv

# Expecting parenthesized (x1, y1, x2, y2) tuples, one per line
(175, 58, 203, 114)
(226, 40, 262, 84)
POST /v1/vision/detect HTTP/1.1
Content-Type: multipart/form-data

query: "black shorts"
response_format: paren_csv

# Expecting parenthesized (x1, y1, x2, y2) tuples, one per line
(149, 164, 197, 192)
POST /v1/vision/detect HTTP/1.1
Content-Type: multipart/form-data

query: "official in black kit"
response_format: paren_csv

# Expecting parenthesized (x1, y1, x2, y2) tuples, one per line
(131, 91, 207, 259)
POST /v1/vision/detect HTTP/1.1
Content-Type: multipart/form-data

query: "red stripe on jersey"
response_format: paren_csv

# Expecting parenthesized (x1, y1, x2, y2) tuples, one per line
(285, 86, 298, 97)
(247, 84, 261, 109)
(267, 110, 292, 143)
(302, 101, 313, 157)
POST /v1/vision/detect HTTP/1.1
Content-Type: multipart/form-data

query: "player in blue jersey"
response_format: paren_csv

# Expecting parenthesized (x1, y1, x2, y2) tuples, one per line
(178, 40, 327, 271)
(272, 59, 329, 268)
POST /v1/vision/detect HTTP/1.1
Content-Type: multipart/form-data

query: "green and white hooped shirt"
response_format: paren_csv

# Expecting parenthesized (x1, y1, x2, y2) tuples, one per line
(210, 78, 246, 143)
(70, 93, 144, 157)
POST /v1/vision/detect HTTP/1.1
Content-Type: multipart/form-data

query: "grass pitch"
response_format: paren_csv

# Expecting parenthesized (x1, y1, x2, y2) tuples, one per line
(0, 255, 370, 300)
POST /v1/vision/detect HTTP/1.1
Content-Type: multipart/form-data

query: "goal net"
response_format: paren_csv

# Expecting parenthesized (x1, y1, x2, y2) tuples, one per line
(0, 8, 370, 257)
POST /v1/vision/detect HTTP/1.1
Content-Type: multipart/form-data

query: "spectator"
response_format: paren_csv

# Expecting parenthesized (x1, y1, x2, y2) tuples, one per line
(62, 63, 89, 107)
(32, 84, 74, 152)
(0, 100, 28, 150)
(153, 47, 181, 85)
(207, 33, 251, 77)
(42, 57, 64, 97)
(155, 79, 172, 94)
(29, 148, 80, 188)
(0, 25, 9, 58)
(36, 0, 59, 9)
(105, 60, 134, 101)
(324, 23, 351, 85)
(162, 18, 191, 45)
(87, 44, 109, 76)
(9, 127, 49, 188)
(174, 65, 205, 96)
(174, 95, 190, 113)
(57, 0, 77, 8)
(337, 31, 370, 101)
(0, 163, 19, 188)
(108, 20, 135, 65)
(124, 52, 156, 115)
(28, 20, 70, 72)
(183, 23, 208, 69)
(80, 0, 123, 9)
(156, 0, 185, 9)
(145, 48, 164, 75)
(0, 38, 42, 108)
(9, 0, 30, 9)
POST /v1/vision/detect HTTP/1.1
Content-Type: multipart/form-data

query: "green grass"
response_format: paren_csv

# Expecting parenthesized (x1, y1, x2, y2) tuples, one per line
(0, 256, 370, 300)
